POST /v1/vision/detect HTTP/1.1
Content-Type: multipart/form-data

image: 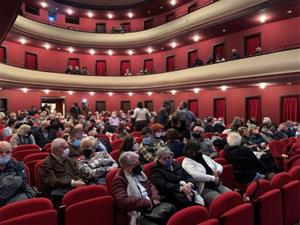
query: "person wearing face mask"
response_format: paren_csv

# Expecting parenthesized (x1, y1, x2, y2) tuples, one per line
(152, 147, 204, 209)
(10, 124, 36, 148)
(39, 138, 85, 208)
(67, 128, 83, 158)
(182, 140, 231, 205)
(77, 137, 118, 184)
(0, 141, 36, 206)
(112, 152, 174, 225)
(109, 111, 120, 128)
(139, 126, 164, 164)
(119, 136, 140, 158)
(32, 120, 57, 148)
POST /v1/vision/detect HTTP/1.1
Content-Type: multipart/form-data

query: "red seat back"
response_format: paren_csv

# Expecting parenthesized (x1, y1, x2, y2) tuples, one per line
(219, 150, 225, 158)
(135, 137, 142, 144)
(285, 155, 300, 172)
(220, 164, 235, 190)
(282, 180, 300, 225)
(213, 157, 228, 165)
(131, 131, 142, 138)
(43, 142, 52, 151)
(3, 135, 13, 142)
(13, 144, 41, 152)
(110, 150, 119, 162)
(175, 156, 185, 164)
(143, 161, 155, 181)
(98, 134, 110, 142)
(111, 139, 124, 151)
(244, 180, 272, 201)
(271, 172, 291, 189)
(269, 140, 284, 167)
(23, 152, 49, 163)
(288, 166, 300, 181)
(35, 160, 44, 191)
(204, 132, 214, 139)
(221, 203, 254, 225)
(25, 160, 41, 186)
(105, 168, 120, 194)
(197, 219, 219, 225)
(167, 206, 209, 225)
(23, 163, 31, 185)
(12, 149, 41, 161)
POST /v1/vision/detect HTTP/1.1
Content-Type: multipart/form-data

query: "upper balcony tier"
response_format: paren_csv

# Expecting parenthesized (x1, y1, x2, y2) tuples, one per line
(12, 0, 268, 48)
(0, 48, 299, 92)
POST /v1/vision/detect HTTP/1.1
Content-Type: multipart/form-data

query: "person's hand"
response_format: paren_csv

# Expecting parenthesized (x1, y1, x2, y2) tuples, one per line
(214, 176, 220, 185)
(181, 183, 192, 194)
(73, 180, 86, 188)
(152, 199, 160, 206)
(213, 170, 221, 177)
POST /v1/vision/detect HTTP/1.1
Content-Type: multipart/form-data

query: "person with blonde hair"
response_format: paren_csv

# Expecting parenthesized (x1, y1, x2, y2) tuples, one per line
(10, 124, 36, 148)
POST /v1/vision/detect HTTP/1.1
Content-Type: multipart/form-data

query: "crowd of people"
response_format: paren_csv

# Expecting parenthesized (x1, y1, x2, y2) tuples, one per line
(0, 100, 299, 224)
(65, 65, 89, 75)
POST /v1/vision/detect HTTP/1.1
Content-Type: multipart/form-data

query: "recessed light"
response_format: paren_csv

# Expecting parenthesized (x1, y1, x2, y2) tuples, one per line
(82, 98, 87, 103)
(170, 42, 177, 48)
(0, 87, 2, 90)
(107, 13, 113, 19)
(128, 92, 133, 96)
(44, 43, 50, 49)
(89, 91, 95, 96)
(68, 91, 73, 95)
(160, 6, 163, 9)
(286, 82, 292, 85)
(193, 35, 200, 42)
(128, 50, 134, 55)
(21, 88, 28, 93)
(128, 12, 134, 18)
(170, 0, 177, 6)
(193, 88, 200, 93)
(287, 10, 292, 14)
(147, 10, 151, 14)
(44, 89, 50, 94)
(259, 82, 267, 89)
(87, 12, 93, 18)
(107, 49, 113, 55)
(161, 47, 164, 50)
(259, 15, 267, 23)
(220, 86, 227, 91)
(57, 47, 61, 50)
(147, 91, 153, 96)
(89, 49, 95, 55)
(147, 47, 153, 54)
(40, 2, 48, 8)
(68, 47, 74, 53)
(171, 90, 177, 95)
(19, 38, 27, 44)
(66, 9, 73, 15)
(108, 92, 113, 96)
(222, 29, 226, 33)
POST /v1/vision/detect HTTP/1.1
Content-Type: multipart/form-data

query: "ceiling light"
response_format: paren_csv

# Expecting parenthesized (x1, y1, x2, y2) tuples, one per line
(0, 87, 2, 90)
(89, 49, 95, 55)
(259, 15, 267, 23)
(40, 2, 48, 8)
(21, 88, 28, 93)
(128, 92, 133, 96)
(286, 82, 292, 85)
(287, 10, 292, 14)
(107, 49, 113, 55)
(68, 47, 74, 53)
(160, 6, 163, 9)
(44, 43, 50, 49)
(107, 13, 113, 19)
(147, 91, 153, 96)
(19, 38, 27, 45)
(259, 82, 267, 89)
(82, 98, 87, 103)
(171, 90, 177, 95)
(220, 86, 227, 91)
(193, 88, 200, 93)
(128, 50, 134, 55)
(170, 0, 177, 6)
(193, 35, 200, 42)
(89, 91, 95, 96)
(128, 12, 134, 18)
(87, 12, 93, 18)
(66, 9, 73, 15)
(68, 90, 73, 95)
(108, 92, 113, 96)
(147, 47, 153, 54)
(170, 42, 177, 48)
(147, 10, 151, 14)
(44, 89, 50, 94)
(222, 29, 226, 33)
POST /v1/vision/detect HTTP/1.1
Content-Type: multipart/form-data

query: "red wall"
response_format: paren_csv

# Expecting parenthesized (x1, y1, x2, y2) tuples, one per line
(21, 0, 211, 32)
(1, 84, 299, 124)
(3, 17, 300, 75)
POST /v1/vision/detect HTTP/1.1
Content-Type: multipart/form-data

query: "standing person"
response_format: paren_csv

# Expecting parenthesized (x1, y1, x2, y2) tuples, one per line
(70, 102, 81, 119)
(179, 101, 197, 131)
(156, 101, 171, 128)
(131, 102, 151, 131)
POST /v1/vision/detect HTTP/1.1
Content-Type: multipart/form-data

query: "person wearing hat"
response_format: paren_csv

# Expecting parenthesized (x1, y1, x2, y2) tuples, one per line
(151, 147, 204, 208)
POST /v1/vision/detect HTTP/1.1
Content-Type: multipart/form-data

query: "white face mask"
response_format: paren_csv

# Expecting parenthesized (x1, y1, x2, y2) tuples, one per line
(62, 148, 70, 159)
(155, 132, 162, 138)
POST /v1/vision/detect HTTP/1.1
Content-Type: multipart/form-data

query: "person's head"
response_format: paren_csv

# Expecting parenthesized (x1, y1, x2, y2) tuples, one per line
(232, 48, 237, 54)
(278, 123, 287, 132)
(17, 124, 31, 135)
(162, 101, 171, 109)
(80, 136, 97, 159)
(51, 138, 69, 159)
(179, 101, 188, 110)
(0, 141, 12, 167)
(156, 147, 174, 168)
(117, 122, 126, 134)
(7, 119, 17, 128)
(121, 135, 139, 152)
(141, 127, 153, 145)
(227, 132, 242, 147)
(111, 111, 117, 117)
(151, 123, 164, 138)
(119, 151, 141, 175)
(296, 127, 300, 137)
(255, 47, 262, 54)
(207, 117, 214, 125)
(69, 128, 83, 147)
(262, 117, 272, 126)
(64, 121, 74, 133)
(166, 128, 180, 141)
(82, 67, 87, 71)
(183, 139, 202, 160)
(192, 126, 204, 139)
(68, 65, 73, 69)
(75, 66, 79, 70)
(40, 120, 50, 131)
(137, 102, 143, 109)
(217, 117, 224, 125)
(248, 124, 259, 135)
(238, 126, 248, 137)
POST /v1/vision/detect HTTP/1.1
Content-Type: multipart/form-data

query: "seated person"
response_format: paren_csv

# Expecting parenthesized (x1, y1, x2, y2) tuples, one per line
(0, 141, 36, 206)
(139, 127, 164, 164)
(206, 55, 215, 64)
(73, 66, 81, 75)
(88, 130, 112, 152)
(39, 138, 85, 207)
(32, 120, 56, 148)
(255, 46, 262, 55)
(273, 123, 289, 140)
(231, 48, 240, 60)
(10, 124, 36, 149)
(81, 67, 89, 75)
(67, 128, 83, 158)
(152, 147, 204, 208)
(165, 128, 185, 158)
(224, 132, 270, 184)
(65, 65, 73, 74)
(2, 119, 17, 139)
(182, 140, 231, 205)
(78, 137, 118, 184)
(124, 68, 132, 76)
(194, 57, 203, 66)
(213, 117, 226, 133)
(112, 152, 164, 225)
(115, 122, 129, 140)
(119, 135, 140, 158)
(215, 56, 226, 63)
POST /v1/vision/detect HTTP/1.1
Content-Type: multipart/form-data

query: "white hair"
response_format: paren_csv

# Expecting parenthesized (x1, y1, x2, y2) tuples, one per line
(119, 151, 139, 168)
(51, 138, 67, 152)
(227, 132, 242, 146)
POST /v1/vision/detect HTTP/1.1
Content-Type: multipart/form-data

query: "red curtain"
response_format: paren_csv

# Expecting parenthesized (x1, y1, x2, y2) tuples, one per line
(121, 23, 130, 32)
(214, 98, 226, 119)
(282, 96, 299, 121)
(213, 43, 225, 60)
(96, 61, 106, 76)
(25, 53, 37, 70)
(121, 61, 131, 75)
(246, 35, 260, 56)
(144, 59, 154, 73)
(188, 100, 198, 116)
(166, 56, 175, 72)
(188, 50, 197, 67)
(247, 97, 261, 123)
(68, 58, 79, 67)
(0, 46, 6, 62)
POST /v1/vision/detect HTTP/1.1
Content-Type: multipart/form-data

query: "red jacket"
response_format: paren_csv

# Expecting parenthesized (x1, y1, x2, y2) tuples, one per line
(111, 170, 160, 225)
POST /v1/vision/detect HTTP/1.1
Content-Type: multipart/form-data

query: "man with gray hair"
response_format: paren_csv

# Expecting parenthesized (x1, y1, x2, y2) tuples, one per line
(39, 138, 85, 207)
(224, 132, 269, 184)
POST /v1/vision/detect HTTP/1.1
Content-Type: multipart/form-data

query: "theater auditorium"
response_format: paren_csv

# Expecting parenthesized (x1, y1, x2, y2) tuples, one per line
(0, 0, 299, 225)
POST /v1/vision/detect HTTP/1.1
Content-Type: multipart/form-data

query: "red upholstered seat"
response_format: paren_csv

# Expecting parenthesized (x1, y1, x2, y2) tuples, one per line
(143, 161, 155, 181)
(221, 203, 253, 225)
(12, 149, 41, 161)
(111, 139, 124, 151)
(135, 137, 142, 144)
(271, 172, 291, 189)
(219, 150, 225, 158)
(61, 185, 108, 207)
(244, 180, 272, 201)
(281, 180, 300, 225)
(285, 155, 300, 172)
(220, 164, 235, 190)
(105, 168, 120, 194)
(130, 131, 142, 138)
(23, 163, 31, 185)
(269, 140, 284, 168)
(167, 206, 209, 225)
(64, 196, 113, 225)
(34, 160, 44, 191)
(110, 150, 119, 161)
(23, 152, 49, 163)
(288, 166, 300, 181)
(213, 157, 228, 165)
(98, 134, 110, 142)
(175, 156, 185, 164)
(43, 142, 52, 152)
(13, 144, 41, 152)
(197, 219, 219, 225)
(3, 135, 13, 142)
(204, 132, 214, 139)
(0, 198, 54, 222)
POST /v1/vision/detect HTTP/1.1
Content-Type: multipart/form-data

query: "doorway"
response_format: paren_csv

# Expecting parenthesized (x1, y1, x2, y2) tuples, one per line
(41, 97, 66, 115)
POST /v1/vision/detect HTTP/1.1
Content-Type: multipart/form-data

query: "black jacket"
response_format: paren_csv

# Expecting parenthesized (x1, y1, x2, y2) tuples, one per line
(32, 127, 57, 148)
(224, 145, 268, 184)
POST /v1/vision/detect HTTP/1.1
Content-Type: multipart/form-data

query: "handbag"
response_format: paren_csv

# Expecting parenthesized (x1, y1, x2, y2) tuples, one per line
(142, 202, 176, 224)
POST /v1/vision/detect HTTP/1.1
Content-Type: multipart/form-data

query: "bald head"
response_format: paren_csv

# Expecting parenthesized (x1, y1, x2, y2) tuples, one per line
(51, 138, 68, 156)
(0, 141, 12, 160)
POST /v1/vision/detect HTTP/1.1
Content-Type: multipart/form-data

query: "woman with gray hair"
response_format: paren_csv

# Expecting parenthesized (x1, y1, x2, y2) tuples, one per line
(10, 124, 36, 148)
(111, 151, 163, 225)
(77, 136, 118, 184)
(151, 147, 204, 208)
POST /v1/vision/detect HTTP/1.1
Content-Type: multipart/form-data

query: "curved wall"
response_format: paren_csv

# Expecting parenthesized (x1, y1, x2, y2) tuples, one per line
(3, 17, 300, 75)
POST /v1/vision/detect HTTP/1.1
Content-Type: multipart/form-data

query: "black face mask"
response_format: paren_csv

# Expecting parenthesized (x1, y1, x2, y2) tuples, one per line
(192, 133, 201, 139)
(132, 164, 142, 175)
(82, 149, 93, 158)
